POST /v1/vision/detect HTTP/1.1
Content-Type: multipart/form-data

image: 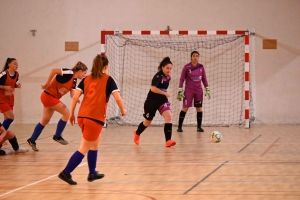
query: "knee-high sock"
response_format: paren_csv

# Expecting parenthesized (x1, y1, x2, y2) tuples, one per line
(54, 119, 67, 138)
(2, 118, 13, 130)
(197, 112, 203, 128)
(64, 150, 84, 175)
(136, 122, 147, 135)
(9, 136, 19, 151)
(178, 111, 186, 128)
(87, 150, 98, 174)
(164, 123, 172, 141)
(30, 123, 45, 142)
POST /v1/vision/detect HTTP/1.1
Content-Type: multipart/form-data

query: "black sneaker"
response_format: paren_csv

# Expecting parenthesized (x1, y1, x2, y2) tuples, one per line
(197, 127, 204, 132)
(87, 171, 105, 182)
(53, 136, 68, 145)
(58, 171, 77, 185)
(27, 138, 39, 151)
(177, 128, 183, 132)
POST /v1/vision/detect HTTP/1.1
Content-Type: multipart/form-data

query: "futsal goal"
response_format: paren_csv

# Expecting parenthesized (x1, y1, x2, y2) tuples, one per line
(101, 29, 253, 128)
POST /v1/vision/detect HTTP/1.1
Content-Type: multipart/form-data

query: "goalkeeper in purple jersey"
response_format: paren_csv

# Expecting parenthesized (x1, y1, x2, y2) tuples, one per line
(177, 51, 210, 132)
(133, 57, 176, 147)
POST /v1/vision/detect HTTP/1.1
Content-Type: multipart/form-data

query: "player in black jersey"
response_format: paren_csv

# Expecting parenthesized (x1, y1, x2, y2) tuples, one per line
(133, 57, 176, 147)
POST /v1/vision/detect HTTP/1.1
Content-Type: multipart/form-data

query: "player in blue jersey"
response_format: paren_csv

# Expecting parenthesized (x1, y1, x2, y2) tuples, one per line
(177, 51, 210, 132)
(133, 57, 176, 147)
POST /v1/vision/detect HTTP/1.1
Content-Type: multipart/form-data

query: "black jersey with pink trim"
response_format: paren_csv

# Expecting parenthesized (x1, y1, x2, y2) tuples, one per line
(146, 70, 171, 103)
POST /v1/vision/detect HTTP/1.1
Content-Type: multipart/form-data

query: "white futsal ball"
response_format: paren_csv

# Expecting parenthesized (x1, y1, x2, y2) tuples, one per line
(210, 131, 222, 143)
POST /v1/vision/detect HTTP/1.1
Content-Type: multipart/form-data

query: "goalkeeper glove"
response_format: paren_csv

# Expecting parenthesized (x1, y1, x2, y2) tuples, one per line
(205, 87, 211, 99)
(177, 88, 185, 101)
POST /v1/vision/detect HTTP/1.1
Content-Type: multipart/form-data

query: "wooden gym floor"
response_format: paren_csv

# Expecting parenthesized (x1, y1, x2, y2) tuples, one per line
(0, 124, 300, 200)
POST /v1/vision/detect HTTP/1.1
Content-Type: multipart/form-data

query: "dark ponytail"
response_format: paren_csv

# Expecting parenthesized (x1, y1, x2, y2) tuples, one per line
(3, 58, 16, 71)
(158, 57, 172, 71)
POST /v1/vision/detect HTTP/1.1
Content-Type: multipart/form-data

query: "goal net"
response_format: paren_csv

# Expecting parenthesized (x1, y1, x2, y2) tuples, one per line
(102, 30, 253, 127)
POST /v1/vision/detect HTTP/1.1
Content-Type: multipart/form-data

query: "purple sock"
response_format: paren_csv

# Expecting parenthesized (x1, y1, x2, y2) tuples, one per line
(64, 151, 84, 175)
(87, 150, 98, 174)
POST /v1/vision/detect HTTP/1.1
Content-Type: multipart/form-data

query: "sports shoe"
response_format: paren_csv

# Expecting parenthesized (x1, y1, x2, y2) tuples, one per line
(197, 127, 204, 132)
(134, 130, 140, 145)
(58, 171, 77, 185)
(15, 146, 29, 154)
(27, 138, 39, 151)
(1, 148, 14, 155)
(177, 128, 183, 132)
(166, 140, 176, 147)
(53, 136, 68, 145)
(87, 171, 105, 182)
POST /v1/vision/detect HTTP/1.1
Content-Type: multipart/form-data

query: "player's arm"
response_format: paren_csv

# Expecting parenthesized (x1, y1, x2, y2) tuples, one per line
(177, 66, 187, 100)
(108, 76, 126, 116)
(15, 75, 21, 88)
(202, 67, 211, 99)
(41, 68, 62, 89)
(69, 89, 82, 125)
(150, 86, 170, 98)
(112, 91, 127, 116)
(69, 89, 80, 103)
(179, 66, 187, 88)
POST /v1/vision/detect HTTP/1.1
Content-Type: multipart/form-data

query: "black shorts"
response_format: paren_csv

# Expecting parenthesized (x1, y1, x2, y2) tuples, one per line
(143, 100, 170, 121)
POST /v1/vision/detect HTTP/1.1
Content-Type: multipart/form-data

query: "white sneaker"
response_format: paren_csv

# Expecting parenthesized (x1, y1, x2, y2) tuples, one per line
(3, 149, 14, 155)
(15, 146, 29, 153)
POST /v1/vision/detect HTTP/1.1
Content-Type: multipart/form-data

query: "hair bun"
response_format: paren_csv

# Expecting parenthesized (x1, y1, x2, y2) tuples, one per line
(163, 57, 170, 61)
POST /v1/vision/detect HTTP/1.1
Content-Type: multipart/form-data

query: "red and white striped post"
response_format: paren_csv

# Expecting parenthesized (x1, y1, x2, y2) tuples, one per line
(244, 30, 250, 128)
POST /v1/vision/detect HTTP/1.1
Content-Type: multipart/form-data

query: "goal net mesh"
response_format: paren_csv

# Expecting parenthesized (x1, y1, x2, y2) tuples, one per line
(104, 33, 253, 126)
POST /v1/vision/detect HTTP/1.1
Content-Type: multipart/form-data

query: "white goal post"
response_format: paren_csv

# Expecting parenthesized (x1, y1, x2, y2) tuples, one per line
(101, 29, 252, 128)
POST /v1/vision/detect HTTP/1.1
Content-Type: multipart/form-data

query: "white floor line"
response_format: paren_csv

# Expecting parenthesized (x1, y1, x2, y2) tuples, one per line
(0, 162, 87, 198)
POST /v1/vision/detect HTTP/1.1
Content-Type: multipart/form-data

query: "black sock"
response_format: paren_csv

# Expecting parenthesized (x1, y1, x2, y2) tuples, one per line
(9, 136, 19, 151)
(178, 111, 186, 128)
(136, 122, 147, 135)
(197, 112, 203, 128)
(164, 123, 172, 141)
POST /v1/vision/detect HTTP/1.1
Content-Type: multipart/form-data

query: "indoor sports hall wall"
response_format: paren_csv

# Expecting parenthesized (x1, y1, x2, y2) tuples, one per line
(0, 0, 299, 125)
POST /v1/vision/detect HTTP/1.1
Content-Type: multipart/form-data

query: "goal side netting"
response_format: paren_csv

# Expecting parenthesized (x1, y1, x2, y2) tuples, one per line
(102, 30, 253, 127)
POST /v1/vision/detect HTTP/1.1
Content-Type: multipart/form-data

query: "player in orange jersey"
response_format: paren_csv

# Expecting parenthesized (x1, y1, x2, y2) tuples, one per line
(27, 61, 88, 151)
(58, 54, 127, 185)
(0, 58, 21, 130)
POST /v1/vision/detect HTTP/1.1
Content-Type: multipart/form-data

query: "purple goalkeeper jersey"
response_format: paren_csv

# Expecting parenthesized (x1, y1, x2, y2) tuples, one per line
(179, 62, 209, 92)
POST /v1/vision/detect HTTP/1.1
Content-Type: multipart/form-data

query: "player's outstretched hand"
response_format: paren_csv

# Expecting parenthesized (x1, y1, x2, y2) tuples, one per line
(177, 88, 185, 101)
(205, 87, 211, 99)
(69, 115, 76, 125)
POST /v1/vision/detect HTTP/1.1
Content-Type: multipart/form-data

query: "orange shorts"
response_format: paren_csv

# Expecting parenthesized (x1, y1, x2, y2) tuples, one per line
(41, 92, 60, 107)
(77, 118, 103, 141)
(0, 102, 13, 113)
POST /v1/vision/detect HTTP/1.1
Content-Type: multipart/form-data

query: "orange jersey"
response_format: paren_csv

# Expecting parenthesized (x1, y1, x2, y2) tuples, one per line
(44, 68, 77, 99)
(0, 70, 19, 105)
(77, 73, 119, 124)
